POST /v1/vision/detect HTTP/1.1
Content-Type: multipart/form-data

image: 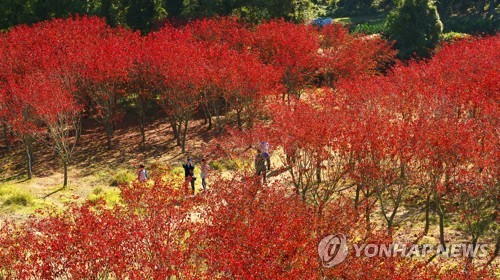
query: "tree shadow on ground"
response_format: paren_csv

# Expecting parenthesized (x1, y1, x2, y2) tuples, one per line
(0, 112, 219, 182)
(266, 167, 289, 178)
(42, 186, 66, 199)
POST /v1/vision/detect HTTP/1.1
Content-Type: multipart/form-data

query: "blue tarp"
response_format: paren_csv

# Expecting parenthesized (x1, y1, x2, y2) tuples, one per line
(312, 17, 333, 27)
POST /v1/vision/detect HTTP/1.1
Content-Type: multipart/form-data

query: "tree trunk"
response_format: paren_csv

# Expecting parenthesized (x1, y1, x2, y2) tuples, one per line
(169, 118, 183, 147)
(467, 236, 479, 263)
(485, 235, 499, 266)
(137, 95, 147, 145)
(181, 119, 188, 153)
(378, 188, 401, 236)
(236, 109, 243, 130)
(387, 218, 393, 235)
(63, 160, 68, 187)
(316, 159, 322, 183)
(301, 187, 307, 202)
(139, 121, 146, 145)
(354, 184, 361, 210)
(203, 104, 212, 131)
(365, 200, 371, 232)
(176, 122, 182, 146)
(169, 119, 178, 143)
(364, 187, 372, 232)
(3, 122, 10, 151)
(76, 116, 83, 141)
(25, 141, 33, 180)
(424, 192, 431, 235)
(436, 199, 446, 250)
(105, 122, 113, 150)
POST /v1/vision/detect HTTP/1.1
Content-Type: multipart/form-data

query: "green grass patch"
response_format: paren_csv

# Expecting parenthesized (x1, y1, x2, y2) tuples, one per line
(209, 158, 242, 171)
(0, 185, 11, 197)
(171, 165, 185, 176)
(333, 17, 352, 25)
(353, 21, 386, 34)
(0, 184, 56, 216)
(333, 14, 389, 34)
(0, 185, 33, 207)
(94, 166, 113, 184)
(3, 192, 32, 206)
(111, 169, 136, 186)
(88, 186, 122, 207)
(440, 32, 470, 43)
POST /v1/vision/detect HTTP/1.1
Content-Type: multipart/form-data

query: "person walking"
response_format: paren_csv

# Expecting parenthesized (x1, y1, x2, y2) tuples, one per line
(260, 141, 271, 170)
(137, 164, 148, 183)
(183, 157, 196, 195)
(254, 150, 267, 184)
(200, 158, 210, 192)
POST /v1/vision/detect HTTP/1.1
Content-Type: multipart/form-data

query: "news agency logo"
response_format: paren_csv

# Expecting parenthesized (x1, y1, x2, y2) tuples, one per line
(318, 234, 349, 267)
(318, 233, 491, 268)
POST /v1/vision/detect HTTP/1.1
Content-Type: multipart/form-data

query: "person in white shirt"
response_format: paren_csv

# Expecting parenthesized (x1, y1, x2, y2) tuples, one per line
(200, 158, 210, 192)
(259, 141, 271, 170)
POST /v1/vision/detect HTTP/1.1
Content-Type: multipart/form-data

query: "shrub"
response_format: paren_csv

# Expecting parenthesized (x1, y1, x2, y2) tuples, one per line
(111, 169, 136, 186)
(0, 185, 11, 197)
(94, 167, 113, 184)
(440, 32, 470, 43)
(209, 159, 240, 171)
(92, 186, 103, 195)
(88, 186, 122, 206)
(2, 190, 33, 207)
(171, 165, 185, 176)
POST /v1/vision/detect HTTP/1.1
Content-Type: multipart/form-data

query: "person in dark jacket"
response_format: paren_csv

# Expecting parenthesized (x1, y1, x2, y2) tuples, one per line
(183, 157, 196, 195)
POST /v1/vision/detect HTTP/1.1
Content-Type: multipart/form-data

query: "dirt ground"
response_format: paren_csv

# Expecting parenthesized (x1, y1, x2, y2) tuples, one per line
(0, 113, 218, 220)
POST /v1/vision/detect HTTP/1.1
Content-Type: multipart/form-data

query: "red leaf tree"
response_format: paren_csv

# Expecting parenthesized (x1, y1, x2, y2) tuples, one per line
(147, 27, 202, 152)
(318, 24, 396, 87)
(249, 20, 321, 100)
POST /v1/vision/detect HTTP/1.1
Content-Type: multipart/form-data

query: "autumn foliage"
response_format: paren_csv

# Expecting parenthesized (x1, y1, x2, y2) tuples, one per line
(0, 16, 498, 279)
(0, 16, 394, 183)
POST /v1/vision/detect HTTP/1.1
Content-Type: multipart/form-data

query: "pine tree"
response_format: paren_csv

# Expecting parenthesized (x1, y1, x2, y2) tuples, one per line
(385, 0, 443, 59)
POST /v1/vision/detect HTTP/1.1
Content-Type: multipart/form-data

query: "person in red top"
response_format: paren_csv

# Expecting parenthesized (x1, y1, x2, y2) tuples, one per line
(137, 164, 147, 183)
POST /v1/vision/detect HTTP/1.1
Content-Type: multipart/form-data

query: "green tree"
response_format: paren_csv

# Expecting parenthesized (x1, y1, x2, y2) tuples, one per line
(0, 0, 36, 29)
(181, 0, 322, 23)
(0, 0, 102, 30)
(123, 0, 166, 33)
(385, 0, 443, 59)
(165, 0, 184, 18)
(32, 0, 84, 21)
(100, 0, 135, 28)
(335, 0, 374, 15)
